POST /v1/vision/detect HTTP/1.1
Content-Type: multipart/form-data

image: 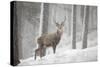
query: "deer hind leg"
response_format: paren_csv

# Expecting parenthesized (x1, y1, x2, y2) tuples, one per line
(34, 48, 42, 60)
(34, 50, 37, 60)
(40, 46, 46, 59)
(34, 48, 41, 60)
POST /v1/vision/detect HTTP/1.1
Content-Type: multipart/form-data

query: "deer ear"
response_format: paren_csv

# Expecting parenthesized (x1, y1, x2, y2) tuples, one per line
(61, 22, 64, 26)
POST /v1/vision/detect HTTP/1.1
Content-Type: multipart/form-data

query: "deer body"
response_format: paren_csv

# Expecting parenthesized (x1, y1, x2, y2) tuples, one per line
(37, 31, 62, 53)
(34, 16, 66, 60)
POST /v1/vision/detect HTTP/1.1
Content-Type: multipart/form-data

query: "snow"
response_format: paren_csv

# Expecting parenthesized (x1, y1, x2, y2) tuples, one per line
(18, 31, 97, 66)
(18, 46, 97, 66)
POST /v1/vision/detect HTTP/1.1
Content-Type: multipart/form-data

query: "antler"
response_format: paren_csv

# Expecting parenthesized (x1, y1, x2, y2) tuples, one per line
(61, 16, 66, 25)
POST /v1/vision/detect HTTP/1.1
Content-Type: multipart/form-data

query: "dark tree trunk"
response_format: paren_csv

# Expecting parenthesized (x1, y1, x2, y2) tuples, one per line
(72, 5, 77, 49)
(42, 3, 49, 34)
(82, 6, 90, 49)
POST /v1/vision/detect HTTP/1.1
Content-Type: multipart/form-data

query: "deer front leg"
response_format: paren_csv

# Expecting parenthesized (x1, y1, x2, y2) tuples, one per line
(53, 45, 56, 54)
(42, 46, 46, 56)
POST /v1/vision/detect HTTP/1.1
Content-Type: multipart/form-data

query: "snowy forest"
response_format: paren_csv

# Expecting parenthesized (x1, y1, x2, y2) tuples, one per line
(11, 1, 97, 66)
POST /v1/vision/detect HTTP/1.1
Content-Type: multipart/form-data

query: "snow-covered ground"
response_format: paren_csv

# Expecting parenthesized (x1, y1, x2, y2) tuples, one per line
(18, 31, 97, 66)
(18, 46, 97, 66)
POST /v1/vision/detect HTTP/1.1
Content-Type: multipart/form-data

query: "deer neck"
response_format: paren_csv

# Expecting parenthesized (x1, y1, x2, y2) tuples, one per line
(56, 30, 63, 38)
(54, 30, 62, 45)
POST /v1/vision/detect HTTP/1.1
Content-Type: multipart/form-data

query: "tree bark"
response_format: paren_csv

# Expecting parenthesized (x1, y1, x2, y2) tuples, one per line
(72, 5, 77, 49)
(82, 6, 90, 49)
(42, 3, 49, 34)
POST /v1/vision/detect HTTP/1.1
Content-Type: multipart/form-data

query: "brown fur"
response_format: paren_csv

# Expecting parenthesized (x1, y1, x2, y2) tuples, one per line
(34, 47, 46, 60)
(37, 31, 62, 50)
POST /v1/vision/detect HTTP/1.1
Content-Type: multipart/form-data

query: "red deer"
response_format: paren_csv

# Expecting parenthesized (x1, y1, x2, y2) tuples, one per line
(34, 17, 66, 60)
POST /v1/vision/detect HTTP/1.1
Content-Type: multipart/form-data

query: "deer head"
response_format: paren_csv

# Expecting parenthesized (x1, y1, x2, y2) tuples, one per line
(53, 16, 66, 35)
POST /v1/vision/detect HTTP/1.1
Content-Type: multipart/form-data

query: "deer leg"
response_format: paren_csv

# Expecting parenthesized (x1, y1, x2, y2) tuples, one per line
(40, 46, 46, 60)
(40, 47, 43, 59)
(34, 50, 37, 60)
(54, 46, 57, 54)
(43, 45, 46, 56)
(53, 45, 56, 54)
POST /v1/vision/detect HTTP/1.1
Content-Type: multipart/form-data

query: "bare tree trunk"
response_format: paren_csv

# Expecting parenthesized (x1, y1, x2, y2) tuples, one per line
(72, 5, 77, 49)
(79, 5, 85, 43)
(39, 3, 49, 35)
(82, 6, 90, 49)
(42, 3, 49, 34)
(39, 3, 44, 36)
